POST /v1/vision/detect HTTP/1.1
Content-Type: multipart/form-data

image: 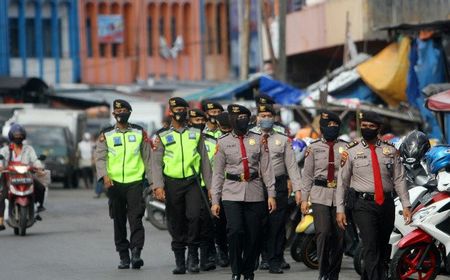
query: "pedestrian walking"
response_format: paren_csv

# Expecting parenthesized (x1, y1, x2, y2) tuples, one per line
(336, 111, 411, 280)
(251, 103, 302, 274)
(300, 111, 348, 280)
(95, 99, 152, 270)
(78, 132, 94, 189)
(202, 100, 224, 139)
(211, 104, 277, 280)
(152, 97, 212, 275)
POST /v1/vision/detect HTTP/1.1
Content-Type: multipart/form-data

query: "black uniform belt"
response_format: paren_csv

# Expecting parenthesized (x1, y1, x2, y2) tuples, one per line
(226, 172, 258, 182)
(355, 191, 392, 201)
(314, 179, 337, 188)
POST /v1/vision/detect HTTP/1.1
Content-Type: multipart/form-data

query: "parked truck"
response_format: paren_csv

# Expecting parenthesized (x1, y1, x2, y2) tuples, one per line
(3, 109, 87, 188)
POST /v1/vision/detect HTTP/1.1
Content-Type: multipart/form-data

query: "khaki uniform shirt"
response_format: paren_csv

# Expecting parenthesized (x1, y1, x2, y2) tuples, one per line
(151, 126, 212, 189)
(211, 131, 275, 205)
(95, 124, 152, 181)
(252, 127, 301, 192)
(301, 138, 348, 207)
(336, 139, 411, 213)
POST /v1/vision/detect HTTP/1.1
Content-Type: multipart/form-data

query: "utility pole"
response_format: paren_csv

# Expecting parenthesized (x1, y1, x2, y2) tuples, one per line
(240, 0, 251, 80)
(262, 0, 277, 78)
(277, 0, 287, 82)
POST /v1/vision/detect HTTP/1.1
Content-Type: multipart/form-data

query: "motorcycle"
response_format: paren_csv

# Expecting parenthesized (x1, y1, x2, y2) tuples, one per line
(290, 206, 319, 269)
(143, 187, 167, 230)
(390, 145, 450, 280)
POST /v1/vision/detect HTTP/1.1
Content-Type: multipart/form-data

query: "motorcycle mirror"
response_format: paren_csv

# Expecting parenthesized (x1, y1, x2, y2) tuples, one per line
(38, 155, 46, 161)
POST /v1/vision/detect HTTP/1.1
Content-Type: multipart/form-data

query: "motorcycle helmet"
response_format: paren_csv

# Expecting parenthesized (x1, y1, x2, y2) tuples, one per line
(292, 139, 307, 163)
(8, 124, 27, 142)
(425, 145, 450, 174)
(399, 130, 430, 169)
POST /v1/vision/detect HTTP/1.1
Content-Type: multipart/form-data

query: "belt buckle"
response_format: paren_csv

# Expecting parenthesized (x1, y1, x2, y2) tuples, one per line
(240, 173, 247, 182)
(327, 180, 336, 188)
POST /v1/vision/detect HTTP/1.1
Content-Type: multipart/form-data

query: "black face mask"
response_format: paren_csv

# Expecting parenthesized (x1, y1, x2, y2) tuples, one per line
(361, 128, 379, 141)
(233, 117, 249, 136)
(172, 111, 187, 123)
(12, 137, 24, 145)
(191, 123, 205, 131)
(321, 126, 340, 141)
(115, 112, 131, 124)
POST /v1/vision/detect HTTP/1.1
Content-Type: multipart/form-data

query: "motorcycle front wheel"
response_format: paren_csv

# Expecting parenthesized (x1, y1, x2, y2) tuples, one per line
(300, 234, 319, 269)
(19, 206, 27, 236)
(390, 243, 440, 280)
(290, 233, 304, 262)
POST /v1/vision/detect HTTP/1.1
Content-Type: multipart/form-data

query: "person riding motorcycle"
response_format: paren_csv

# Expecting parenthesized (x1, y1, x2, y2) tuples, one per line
(0, 124, 46, 231)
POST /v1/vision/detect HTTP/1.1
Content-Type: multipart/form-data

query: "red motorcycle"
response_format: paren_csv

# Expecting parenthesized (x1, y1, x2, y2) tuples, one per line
(2, 160, 39, 236)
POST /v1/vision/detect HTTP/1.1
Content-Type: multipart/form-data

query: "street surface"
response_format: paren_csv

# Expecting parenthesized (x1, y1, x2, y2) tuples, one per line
(0, 187, 447, 280)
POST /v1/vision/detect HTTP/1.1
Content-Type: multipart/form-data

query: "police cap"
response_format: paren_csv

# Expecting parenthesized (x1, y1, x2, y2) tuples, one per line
(189, 109, 206, 119)
(113, 99, 132, 111)
(257, 104, 275, 115)
(201, 100, 224, 112)
(255, 93, 275, 105)
(319, 110, 341, 127)
(359, 111, 383, 125)
(169, 97, 189, 109)
(227, 104, 251, 117)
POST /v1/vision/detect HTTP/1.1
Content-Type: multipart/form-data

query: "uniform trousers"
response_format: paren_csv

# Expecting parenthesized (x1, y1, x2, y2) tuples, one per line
(311, 203, 344, 280)
(214, 200, 228, 253)
(164, 176, 202, 252)
(352, 195, 394, 280)
(266, 175, 289, 269)
(223, 200, 266, 277)
(107, 181, 145, 257)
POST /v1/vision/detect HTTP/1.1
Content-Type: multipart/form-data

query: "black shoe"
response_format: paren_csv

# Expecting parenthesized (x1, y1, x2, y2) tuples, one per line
(131, 248, 144, 269)
(173, 250, 186, 274)
(217, 249, 230, 267)
(0, 224, 5, 231)
(118, 251, 130, 269)
(37, 205, 46, 213)
(259, 261, 269, 270)
(269, 267, 284, 274)
(231, 274, 241, 280)
(200, 246, 216, 271)
(243, 274, 254, 280)
(281, 260, 290, 270)
(187, 252, 200, 273)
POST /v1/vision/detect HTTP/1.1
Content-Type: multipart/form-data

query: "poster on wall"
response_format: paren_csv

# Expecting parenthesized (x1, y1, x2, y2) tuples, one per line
(98, 15, 124, 43)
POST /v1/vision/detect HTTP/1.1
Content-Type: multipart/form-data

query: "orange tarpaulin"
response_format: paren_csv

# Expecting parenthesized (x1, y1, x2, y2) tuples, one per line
(357, 37, 411, 107)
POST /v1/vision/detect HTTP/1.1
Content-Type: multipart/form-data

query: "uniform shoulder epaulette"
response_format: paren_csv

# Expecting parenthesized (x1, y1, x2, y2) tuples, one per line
(100, 125, 114, 134)
(158, 128, 173, 137)
(130, 123, 144, 130)
(381, 140, 395, 147)
(203, 133, 216, 140)
(310, 139, 321, 145)
(274, 130, 287, 136)
(346, 140, 359, 149)
(249, 130, 261, 135)
(218, 133, 229, 139)
(338, 138, 349, 144)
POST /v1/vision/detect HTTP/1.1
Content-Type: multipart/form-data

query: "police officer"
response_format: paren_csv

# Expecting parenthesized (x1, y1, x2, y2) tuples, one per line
(202, 100, 224, 139)
(252, 103, 302, 274)
(300, 111, 348, 280)
(95, 99, 152, 269)
(152, 97, 212, 274)
(211, 104, 277, 280)
(254, 94, 286, 134)
(188, 108, 217, 271)
(336, 111, 411, 280)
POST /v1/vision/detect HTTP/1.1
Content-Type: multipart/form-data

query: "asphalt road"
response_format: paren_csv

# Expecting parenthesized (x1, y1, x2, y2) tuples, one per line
(0, 188, 446, 280)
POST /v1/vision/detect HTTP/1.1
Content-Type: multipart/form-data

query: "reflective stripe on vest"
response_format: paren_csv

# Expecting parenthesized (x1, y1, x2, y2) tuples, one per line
(160, 127, 201, 179)
(105, 128, 145, 184)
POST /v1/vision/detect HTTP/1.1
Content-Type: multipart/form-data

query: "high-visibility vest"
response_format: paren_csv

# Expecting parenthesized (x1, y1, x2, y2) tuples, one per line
(159, 127, 201, 179)
(104, 126, 145, 184)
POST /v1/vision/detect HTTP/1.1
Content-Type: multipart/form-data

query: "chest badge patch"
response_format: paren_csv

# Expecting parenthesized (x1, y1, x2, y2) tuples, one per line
(128, 135, 136, 142)
(338, 147, 344, 154)
(249, 138, 256, 146)
(189, 132, 196, 140)
(113, 136, 122, 146)
(383, 147, 391, 155)
(166, 134, 175, 144)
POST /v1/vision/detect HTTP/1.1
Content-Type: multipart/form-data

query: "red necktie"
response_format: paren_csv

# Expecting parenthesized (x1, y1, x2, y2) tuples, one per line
(327, 141, 335, 184)
(369, 144, 384, 205)
(238, 136, 250, 181)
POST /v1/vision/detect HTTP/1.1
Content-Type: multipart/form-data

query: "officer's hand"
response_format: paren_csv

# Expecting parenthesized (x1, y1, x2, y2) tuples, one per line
(301, 201, 310, 215)
(295, 191, 302, 206)
(153, 187, 165, 202)
(403, 207, 412, 225)
(268, 197, 277, 214)
(336, 213, 347, 230)
(103, 175, 113, 188)
(211, 204, 220, 218)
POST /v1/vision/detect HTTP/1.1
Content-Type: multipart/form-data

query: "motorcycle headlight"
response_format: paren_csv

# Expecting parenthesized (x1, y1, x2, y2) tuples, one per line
(13, 166, 28, 174)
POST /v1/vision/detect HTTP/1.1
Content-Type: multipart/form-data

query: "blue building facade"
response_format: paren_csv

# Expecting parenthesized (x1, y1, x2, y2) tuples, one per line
(0, 0, 80, 84)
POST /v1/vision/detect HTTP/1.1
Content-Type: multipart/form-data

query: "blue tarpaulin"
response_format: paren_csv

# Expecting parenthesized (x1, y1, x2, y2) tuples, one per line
(329, 79, 385, 104)
(407, 38, 446, 140)
(185, 76, 305, 104)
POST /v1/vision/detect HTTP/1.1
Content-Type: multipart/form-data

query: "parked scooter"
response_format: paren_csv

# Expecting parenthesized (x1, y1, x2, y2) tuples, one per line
(390, 145, 450, 280)
(290, 205, 318, 269)
(143, 187, 167, 230)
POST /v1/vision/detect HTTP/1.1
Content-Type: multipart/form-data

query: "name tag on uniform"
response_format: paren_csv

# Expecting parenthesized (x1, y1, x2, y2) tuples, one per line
(128, 135, 136, 142)
(113, 136, 122, 147)
(165, 134, 175, 146)
(189, 132, 196, 140)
